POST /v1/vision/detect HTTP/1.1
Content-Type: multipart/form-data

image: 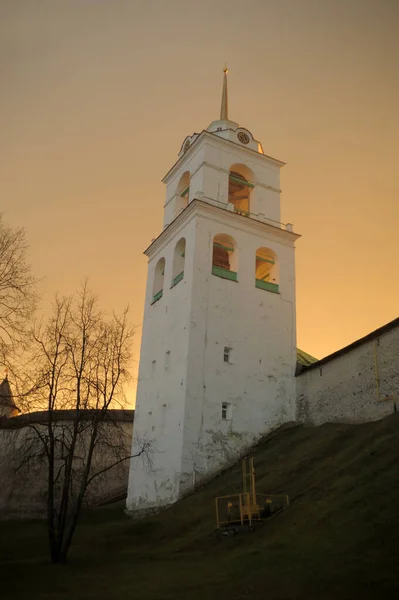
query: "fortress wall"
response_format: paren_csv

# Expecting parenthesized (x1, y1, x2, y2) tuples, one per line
(0, 415, 133, 519)
(296, 320, 399, 426)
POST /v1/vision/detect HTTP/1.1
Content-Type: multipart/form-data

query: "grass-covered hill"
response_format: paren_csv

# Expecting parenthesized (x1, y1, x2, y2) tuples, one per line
(1, 414, 399, 600)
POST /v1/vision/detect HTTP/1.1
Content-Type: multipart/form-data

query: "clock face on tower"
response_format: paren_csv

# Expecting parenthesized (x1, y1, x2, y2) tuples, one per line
(237, 131, 250, 144)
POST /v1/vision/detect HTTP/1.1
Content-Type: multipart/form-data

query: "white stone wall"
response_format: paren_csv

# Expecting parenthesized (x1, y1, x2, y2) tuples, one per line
(127, 199, 298, 512)
(0, 418, 133, 519)
(296, 322, 399, 426)
(127, 216, 197, 509)
(180, 205, 297, 492)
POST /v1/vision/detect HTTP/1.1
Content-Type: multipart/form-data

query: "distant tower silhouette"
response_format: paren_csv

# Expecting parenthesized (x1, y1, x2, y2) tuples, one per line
(0, 372, 20, 418)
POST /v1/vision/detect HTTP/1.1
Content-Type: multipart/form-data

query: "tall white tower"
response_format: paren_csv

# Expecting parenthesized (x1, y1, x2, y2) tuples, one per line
(127, 70, 300, 513)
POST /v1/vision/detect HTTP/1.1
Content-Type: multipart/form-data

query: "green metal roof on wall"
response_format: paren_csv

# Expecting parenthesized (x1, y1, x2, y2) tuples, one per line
(296, 348, 318, 367)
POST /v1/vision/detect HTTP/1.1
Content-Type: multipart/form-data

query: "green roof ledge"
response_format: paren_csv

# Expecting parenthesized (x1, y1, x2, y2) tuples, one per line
(296, 348, 318, 375)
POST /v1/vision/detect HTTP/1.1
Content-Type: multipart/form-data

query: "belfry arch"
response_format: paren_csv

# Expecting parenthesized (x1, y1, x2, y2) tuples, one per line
(255, 247, 279, 293)
(172, 238, 186, 287)
(212, 233, 238, 281)
(174, 171, 190, 217)
(228, 163, 254, 216)
(152, 257, 165, 303)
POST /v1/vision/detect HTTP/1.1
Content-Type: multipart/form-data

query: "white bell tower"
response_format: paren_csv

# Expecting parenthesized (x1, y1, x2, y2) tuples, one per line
(127, 69, 300, 513)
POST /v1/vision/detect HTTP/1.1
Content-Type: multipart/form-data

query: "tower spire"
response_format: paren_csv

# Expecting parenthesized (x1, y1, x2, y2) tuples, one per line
(220, 65, 228, 120)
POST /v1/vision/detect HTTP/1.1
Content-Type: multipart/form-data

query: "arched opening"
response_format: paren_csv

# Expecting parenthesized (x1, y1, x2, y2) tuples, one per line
(255, 247, 279, 293)
(175, 171, 190, 217)
(152, 257, 165, 303)
(171, 238, 185, 287)
(212, 234, 238, 281)
(228, 164, 254, 216)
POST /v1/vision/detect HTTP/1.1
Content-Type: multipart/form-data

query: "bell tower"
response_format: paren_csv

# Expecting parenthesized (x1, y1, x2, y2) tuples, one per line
(127, 69, 300, 513)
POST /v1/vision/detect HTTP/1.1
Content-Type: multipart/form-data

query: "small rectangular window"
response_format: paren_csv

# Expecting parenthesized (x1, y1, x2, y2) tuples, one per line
(223, 347, 232, 363)
(222, 402, 231, 420)
(222, 402, 228, 419)
(165, 350, 170, 369)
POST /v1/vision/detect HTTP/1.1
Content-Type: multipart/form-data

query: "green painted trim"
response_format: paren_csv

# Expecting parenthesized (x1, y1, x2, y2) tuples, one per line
(255, 279, 279, 293)
(256, 256, 275, 265)
(151, 289, 163, 304)
(214, 242, 234, 252)
(212, 266, 238, 281)
(171, 271, 184, 288)
(180, 186, 189, 197)
(234, 207, 250, 217)
(229, 174, 255, 188)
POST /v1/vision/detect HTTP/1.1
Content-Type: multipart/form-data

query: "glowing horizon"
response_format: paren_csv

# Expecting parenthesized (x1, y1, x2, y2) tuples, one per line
(2, 1, 398, 409)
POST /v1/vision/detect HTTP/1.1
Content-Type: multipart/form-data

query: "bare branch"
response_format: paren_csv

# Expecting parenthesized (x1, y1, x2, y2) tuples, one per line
(8, 282, 145, 565)
(86, 440, 152, 488)
(0, 214, 38, 362)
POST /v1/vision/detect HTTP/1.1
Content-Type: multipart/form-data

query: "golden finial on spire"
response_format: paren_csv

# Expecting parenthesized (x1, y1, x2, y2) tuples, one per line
(220, 64, 228, 120)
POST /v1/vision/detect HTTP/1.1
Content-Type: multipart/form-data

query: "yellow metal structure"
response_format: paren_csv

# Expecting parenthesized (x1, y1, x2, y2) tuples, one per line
(215, 457, 289, 529)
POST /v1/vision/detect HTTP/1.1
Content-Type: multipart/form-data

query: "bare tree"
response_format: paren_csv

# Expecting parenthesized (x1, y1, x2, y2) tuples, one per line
(15, 284, 151, 564)
(0, 214, 37, 362)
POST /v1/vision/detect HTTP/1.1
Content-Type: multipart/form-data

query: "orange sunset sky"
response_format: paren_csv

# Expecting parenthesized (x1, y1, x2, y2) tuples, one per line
(2, 0, 398, 405)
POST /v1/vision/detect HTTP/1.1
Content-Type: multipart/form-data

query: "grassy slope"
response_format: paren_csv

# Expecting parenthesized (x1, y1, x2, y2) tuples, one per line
(1, 414, 399, 600)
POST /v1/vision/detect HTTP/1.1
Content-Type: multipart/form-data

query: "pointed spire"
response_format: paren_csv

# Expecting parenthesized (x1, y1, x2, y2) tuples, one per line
(220, 65, 228, 120)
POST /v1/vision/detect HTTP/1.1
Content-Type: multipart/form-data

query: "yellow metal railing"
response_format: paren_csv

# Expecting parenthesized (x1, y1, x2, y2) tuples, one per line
(215, 457, 289, 529)
(215, 492, 289, 528)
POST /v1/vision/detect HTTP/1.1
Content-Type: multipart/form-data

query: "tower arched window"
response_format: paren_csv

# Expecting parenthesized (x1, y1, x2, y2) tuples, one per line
(175, 172, 190, 217)
(255, 247, 279, 293)
(212, 234, 238, 282)
(152, 257, 165, 304)
(228, 164, 254, 216)
(171, 238, 185, 287)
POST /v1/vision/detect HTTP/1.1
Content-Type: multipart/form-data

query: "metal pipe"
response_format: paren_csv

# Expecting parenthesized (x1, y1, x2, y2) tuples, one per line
(242, 459, 247, 495)
(250, 457, 256, 505)
(374, 341, 380, 401)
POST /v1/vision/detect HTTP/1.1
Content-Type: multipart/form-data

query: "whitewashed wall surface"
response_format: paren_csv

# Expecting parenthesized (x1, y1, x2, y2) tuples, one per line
(296, 319, 399, 426)
(0, 410, 134, 519)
